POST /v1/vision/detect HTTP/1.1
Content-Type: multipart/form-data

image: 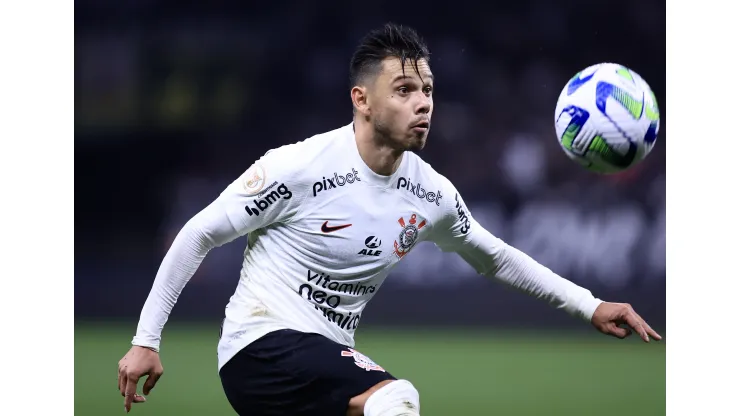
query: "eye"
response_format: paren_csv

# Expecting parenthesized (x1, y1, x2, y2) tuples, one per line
(397, 86, 409, 94)
(423, 86, 433, 95)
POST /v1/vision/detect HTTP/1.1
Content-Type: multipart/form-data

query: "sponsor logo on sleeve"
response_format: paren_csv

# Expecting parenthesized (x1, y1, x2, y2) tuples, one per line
(454, 193, 471, 234)
(245, 183, 292, 216)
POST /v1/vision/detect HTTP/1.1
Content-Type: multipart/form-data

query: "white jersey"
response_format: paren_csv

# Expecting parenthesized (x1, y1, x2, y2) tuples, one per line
(132, 122, 603, 370)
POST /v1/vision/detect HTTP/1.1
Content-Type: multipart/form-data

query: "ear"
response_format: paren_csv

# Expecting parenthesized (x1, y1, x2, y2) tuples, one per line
(351, 86, 371, 116)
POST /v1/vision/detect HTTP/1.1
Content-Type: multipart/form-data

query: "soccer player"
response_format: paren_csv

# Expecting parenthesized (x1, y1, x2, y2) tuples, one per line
(117, 23, 662, 416)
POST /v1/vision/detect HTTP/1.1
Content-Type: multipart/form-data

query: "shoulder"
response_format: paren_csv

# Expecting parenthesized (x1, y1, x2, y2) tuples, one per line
(263, 124, 351, 177)
(401, 153, 471, 235)
(401, 152, 460, 208)
(230, 124, 353, 195)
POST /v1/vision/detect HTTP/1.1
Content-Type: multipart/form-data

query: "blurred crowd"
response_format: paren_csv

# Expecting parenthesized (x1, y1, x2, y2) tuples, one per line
(75, 0, 665, 322)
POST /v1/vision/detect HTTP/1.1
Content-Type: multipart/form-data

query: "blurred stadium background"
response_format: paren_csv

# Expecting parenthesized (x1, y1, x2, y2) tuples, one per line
(75, 0, 666, 414)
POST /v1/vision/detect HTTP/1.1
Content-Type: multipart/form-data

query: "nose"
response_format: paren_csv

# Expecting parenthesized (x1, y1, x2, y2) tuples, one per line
(414, 92, 431, 115)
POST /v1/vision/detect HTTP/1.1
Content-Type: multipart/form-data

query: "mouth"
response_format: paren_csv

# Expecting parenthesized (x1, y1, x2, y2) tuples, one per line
(412, 121, 430, 130)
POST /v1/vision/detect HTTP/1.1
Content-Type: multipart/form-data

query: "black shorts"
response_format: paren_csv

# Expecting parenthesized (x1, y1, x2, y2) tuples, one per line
(219, 329, 396, 416)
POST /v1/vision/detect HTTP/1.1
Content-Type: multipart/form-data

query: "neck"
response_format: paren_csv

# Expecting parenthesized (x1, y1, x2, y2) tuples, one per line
(353, 117, 404, 176)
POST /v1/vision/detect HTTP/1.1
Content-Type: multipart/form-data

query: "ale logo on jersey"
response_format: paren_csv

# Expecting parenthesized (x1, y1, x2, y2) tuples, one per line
(393, 214, 426, 259)
(358, 236, 382, 257)
(341, 348, 386, 372)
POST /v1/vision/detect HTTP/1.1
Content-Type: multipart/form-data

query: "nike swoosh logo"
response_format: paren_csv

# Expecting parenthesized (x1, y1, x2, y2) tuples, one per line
(567, 72, 595, 95)
(321, 221, 352, 233)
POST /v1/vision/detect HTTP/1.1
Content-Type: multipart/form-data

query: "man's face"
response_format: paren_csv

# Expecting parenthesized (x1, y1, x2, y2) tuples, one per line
(367, 57, 434, 152)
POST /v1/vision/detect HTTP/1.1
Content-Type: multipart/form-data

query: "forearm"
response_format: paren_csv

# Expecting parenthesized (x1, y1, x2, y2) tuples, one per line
(131, 202, 242, 351)
(490, 243, 603, 322)
(434, 181, 602, 322)
(131, 222, 213, 351)
(450, 226, 602, 322)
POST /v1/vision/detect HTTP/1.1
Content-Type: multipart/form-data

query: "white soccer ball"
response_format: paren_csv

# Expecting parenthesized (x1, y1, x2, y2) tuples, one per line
(554, 63, 660, 174)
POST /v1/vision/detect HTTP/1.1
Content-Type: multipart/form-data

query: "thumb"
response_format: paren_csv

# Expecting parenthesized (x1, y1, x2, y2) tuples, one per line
(143, 372, 162, 396)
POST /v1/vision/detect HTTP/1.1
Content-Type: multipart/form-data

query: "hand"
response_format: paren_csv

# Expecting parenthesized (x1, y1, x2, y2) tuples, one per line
(118, 346, 164, 412)
(591, 302, 663, 343)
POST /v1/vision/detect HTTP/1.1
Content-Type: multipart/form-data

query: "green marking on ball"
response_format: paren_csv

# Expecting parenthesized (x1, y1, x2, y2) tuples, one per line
(610, 86, 644, 119)
(645, 90, 660, 121)
(561, 120, 581, 150)
(589, 135, 635, 167)
(616, 66, 634, 83)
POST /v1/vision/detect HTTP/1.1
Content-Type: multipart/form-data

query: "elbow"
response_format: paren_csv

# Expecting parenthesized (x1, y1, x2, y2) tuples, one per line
(179, 216, 219, 253)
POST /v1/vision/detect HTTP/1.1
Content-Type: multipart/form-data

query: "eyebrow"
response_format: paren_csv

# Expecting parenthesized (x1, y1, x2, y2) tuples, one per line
(391, 73, 434, 83)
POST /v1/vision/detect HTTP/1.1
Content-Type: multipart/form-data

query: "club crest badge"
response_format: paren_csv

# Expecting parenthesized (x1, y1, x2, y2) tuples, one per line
(341, 348, 385, 372)
(393, 213, 426, 259)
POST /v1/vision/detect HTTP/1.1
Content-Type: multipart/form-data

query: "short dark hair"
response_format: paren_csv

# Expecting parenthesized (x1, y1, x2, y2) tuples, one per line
(349, 23, 431, 88)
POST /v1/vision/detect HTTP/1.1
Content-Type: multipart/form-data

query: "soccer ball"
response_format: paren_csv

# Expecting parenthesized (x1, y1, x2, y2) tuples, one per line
(554, 63, 660, 174)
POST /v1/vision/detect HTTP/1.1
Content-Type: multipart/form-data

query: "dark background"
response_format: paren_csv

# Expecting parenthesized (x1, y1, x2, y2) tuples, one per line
(74, 1, 665, 414)
(75, 0, 665, 329)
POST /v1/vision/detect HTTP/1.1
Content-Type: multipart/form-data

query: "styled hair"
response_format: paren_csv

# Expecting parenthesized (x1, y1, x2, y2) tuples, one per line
(349, 23, 431, 87)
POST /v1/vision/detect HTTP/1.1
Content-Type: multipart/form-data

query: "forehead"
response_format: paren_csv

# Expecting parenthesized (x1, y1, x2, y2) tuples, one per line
(379, 57, 433, 82)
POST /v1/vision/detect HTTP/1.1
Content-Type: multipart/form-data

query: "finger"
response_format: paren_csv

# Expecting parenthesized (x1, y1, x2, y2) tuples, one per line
(142, 372, 162, 396)
(119, 371, 128, 397)
(624, 313, 649, 342)
(118, 373, 125, 395)
(645, 325, 662, 341)
(634, 312, 663, 341)
(124, 375, 139, 412)
(133, 393, 147, 404)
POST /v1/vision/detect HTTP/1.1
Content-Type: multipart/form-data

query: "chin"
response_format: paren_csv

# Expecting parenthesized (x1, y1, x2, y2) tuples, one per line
(407, 135, 427, 152)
